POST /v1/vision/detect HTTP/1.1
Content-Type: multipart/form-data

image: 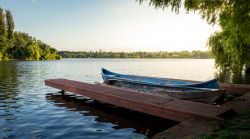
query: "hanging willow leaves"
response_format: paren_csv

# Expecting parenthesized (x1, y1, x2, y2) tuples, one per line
(137, 0, 250, 74)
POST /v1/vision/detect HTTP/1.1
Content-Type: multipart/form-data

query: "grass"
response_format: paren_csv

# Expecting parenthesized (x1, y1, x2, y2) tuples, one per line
(198, 108, 250, 139)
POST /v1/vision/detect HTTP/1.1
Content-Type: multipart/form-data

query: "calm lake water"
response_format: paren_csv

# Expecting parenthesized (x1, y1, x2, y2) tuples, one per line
(0, 58, 248, 139)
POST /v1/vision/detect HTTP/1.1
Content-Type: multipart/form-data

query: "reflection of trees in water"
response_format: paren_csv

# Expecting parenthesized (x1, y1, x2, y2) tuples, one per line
(0, 61, 20, 123)
(215, 70, 250, 84)
(46, 93, 178, 138)
(0, 61, 19, 100)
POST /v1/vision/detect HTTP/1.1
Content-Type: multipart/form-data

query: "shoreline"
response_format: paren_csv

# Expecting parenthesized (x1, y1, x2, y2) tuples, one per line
(151, 87, 250, 139)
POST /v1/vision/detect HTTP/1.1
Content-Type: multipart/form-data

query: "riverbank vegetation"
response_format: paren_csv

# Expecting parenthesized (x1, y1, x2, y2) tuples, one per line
(0, 7, 61, 60)
(137, 0, 250, 75)
(59, 50, 212, 59)
(200, 108, 250, 139)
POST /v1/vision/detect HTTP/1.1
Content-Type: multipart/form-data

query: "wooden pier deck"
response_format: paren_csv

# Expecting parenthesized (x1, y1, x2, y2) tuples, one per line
(45, 78, 231, 122)
(220, 83, 250, 95)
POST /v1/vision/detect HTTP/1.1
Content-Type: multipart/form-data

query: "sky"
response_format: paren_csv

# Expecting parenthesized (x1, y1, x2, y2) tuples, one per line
(0, 0, 220, 52)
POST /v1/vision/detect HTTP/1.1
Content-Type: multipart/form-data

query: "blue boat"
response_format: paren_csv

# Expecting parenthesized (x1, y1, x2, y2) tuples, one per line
(101, 68, 219, 90)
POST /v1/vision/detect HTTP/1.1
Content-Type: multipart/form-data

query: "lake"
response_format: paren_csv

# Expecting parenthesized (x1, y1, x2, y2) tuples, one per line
(0, 58, 247, 139)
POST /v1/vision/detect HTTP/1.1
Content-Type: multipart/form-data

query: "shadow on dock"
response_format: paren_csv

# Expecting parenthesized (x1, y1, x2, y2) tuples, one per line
(46, 92, 179, 137)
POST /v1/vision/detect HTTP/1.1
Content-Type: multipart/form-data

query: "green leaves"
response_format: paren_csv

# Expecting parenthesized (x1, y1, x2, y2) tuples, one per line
(137, 0, 181, 13)
(0, 6, 60, 60)
(208, 0, 250, 74)
(59, 50, 212, 58)
(0, 8, 6, 37)
(10, 32, 59, 60)
(0, 8, 7, 55)
(5, 10, 14, 40)
(137, 0, 250, 74)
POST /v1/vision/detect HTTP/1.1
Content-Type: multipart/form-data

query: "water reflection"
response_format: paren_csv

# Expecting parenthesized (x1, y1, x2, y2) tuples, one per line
(46, 92, 178, 138)
(0, 61, 20, 123)
(0, 61, 19, 100)
(1, 59, 250, 139)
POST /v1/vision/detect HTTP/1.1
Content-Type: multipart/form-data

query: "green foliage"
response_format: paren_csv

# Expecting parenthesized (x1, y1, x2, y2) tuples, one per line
(0, 8, 6, 37)
(209, 32, 230, 71)
(38, 41, 59, 60)
(137, 0, 250, 74)
(208, 0, 250, 74)
(138, 0, 182, 13)
(0, 7, 7, 56)
(199, 108, 250, 139)
(137, 0, 225, 24)
(0, 7, 60, 60)
(26, 43, 41, 60)
(6, 32, 60, 60)
(5, 10, 14, 40)
(59, 50, 212, 59)
(184, 0, 225, 24)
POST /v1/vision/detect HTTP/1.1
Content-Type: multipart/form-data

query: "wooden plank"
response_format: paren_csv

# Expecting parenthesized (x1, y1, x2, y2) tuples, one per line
(45, 78, 231, 122)
(220, 83, 250, 95)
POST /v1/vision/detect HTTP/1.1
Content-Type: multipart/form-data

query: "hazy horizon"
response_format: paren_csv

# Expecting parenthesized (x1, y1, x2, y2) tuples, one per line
(58, 49, 210, 52)
(0, 0, 220, 52)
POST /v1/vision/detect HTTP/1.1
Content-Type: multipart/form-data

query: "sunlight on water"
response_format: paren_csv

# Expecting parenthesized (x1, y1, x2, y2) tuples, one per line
(0, 59, 184, 139)
(0, 59, 245, 139)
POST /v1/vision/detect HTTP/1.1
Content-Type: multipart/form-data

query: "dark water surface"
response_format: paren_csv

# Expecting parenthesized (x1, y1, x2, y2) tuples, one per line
(0, 58, 248, 139)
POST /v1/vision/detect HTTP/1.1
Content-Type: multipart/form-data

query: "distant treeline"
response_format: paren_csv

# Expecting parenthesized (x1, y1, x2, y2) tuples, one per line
(0, 7, 61, 60)
(59, 50, 212, 59)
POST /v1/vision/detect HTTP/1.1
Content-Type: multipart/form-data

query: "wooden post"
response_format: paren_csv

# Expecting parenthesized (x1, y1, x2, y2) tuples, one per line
(60, 90, 65, 96)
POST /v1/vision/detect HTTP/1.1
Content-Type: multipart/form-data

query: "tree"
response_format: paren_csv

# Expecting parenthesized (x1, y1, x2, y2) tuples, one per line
(208, 1, 250, 74)
(0, 8, 6, 38)
(26, 42, 41, 60)
(5, 10, 14, 41)
(137, 0, 250, 74)
(0, 8, 7, 60)
(0, 6, 61, 60)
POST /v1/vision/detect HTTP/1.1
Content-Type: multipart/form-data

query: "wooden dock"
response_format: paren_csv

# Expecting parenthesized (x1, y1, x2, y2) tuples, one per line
(220, 83, 250, 95)
(45, 78, 231, 122)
